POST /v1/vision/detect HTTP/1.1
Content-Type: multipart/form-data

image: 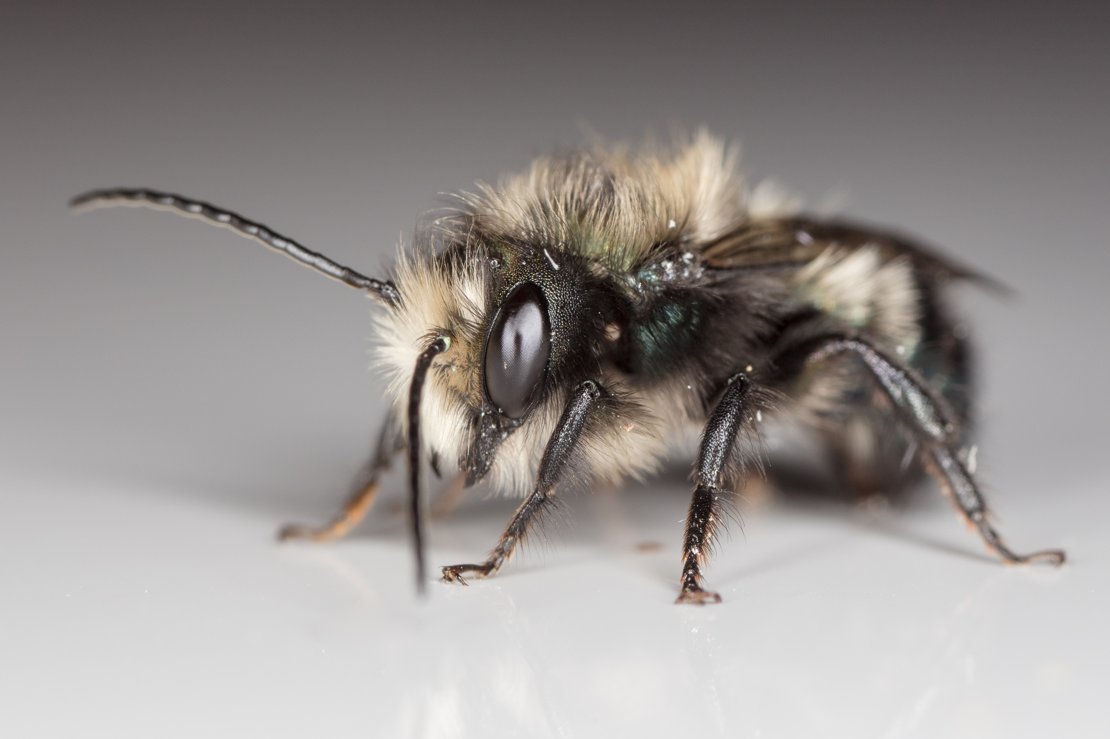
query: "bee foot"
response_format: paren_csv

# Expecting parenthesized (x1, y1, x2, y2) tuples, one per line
(675, 587, 723, 605)
(1013, 548, 1067, 567)
(277, 523, 326, 542)
(441, 563, 494, 585)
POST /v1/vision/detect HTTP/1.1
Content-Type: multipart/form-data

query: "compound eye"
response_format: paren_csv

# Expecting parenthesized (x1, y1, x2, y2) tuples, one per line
(483, 282, 551, 419)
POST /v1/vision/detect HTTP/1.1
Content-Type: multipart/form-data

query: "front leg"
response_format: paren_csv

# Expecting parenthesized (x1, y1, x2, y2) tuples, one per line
(677, 372, 758, 605)
(441, 380, 604, 584)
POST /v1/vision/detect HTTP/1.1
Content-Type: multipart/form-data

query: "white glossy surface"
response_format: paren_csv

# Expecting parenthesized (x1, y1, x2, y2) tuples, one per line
(0, 461, 1100, 738)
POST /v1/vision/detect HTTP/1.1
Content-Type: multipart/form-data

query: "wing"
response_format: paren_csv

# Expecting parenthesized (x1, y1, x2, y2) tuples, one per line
(700, 216, 1008, 292)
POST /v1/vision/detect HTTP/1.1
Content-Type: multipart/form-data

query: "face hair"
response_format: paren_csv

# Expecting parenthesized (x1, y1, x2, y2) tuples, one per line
(407, 335, 450, 593)
(69, 188, 400, 305)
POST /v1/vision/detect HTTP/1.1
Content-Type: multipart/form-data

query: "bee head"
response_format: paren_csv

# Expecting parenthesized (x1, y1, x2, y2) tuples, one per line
(374, 134, 753, 497)
(374, 233, 627, 494)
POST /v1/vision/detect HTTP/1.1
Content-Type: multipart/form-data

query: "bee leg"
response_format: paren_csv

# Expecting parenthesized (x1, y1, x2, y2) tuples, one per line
(277, 415, 403, 543)
(922, 445, 1065, 565)
(441, 380, 604, 584)
(677, 373, 755, 605)
(786, 335, 1065, 566)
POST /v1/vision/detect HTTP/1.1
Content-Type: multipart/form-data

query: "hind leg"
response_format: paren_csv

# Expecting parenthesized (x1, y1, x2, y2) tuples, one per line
(779, 334, 1065, 565)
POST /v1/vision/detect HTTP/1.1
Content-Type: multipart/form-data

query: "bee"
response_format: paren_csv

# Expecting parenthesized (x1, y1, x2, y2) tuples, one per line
(71, 133, 1065, 604)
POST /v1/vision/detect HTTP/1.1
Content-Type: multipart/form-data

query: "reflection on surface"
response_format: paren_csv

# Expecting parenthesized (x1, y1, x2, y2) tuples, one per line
(0, 471, 1088, 738)
(265, 479, 1081, 739)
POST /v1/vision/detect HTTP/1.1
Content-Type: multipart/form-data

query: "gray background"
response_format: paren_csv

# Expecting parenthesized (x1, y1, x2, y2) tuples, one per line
(1, 2, 1107, 737)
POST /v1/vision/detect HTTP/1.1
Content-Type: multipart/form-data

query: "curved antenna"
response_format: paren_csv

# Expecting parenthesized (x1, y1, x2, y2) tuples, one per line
(407, 335, 450, 594)
(70, 188, 400, 305)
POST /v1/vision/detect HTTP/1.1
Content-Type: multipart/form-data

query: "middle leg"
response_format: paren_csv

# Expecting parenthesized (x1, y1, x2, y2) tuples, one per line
(677, 372, 760, 605)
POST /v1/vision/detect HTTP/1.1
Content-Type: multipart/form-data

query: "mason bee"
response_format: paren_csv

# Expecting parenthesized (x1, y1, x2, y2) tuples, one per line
(71, 133, 1065, 604)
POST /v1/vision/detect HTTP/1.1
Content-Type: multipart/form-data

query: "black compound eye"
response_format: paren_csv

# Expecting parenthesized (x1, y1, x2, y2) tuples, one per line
(483, 282, 551, 419)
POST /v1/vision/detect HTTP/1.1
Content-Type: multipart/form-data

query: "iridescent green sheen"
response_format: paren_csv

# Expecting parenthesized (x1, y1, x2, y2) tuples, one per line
(631, 302, 703, 377)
